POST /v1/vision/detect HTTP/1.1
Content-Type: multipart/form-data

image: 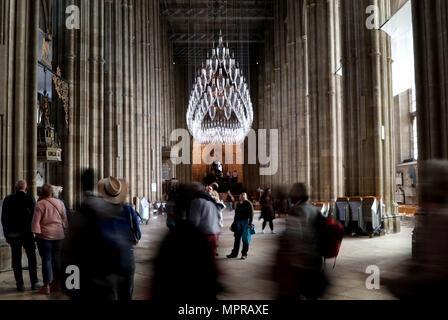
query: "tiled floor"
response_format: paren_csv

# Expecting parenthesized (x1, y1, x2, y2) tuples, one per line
(0, 211, 412, 300)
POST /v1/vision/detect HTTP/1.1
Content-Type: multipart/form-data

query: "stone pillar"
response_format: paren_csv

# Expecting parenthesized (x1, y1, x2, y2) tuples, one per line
(0, 0, 39, 199)
(341, 0, 398, 232)
(174, 64, 193, 184)
(25, 0, 39, 198)
(54, 0, 76, 209)
(411, 0, 448, 257)
(413, 0, 448, 161)
(0, 0, 40, 270)
(306, 0, 343, 202)
(13, 0, 27, 186)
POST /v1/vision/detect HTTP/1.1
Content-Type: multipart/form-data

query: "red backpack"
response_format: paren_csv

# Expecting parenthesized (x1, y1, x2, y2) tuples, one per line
(318, 214, 344, 267)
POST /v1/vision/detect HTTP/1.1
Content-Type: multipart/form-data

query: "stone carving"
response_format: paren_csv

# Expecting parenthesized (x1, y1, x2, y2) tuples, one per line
(37, 93, 62, 162)
(52, 66, 70, 128)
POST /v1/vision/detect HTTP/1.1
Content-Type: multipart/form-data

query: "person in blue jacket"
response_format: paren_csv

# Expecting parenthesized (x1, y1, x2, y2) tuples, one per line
(227, 192, 254, 260)
(97, 176, 141, 300)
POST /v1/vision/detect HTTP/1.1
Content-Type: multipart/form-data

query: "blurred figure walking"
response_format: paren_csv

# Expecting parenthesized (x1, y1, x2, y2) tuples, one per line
(32, 184, 67, 295)
(152, 183, 222, 301)
(384, 161, 448, 299)
(260, 188, 276, 234)
(1, 180, 40, 292)
(275, 186, 292, 218)
(227, 193, 254, 260)
(226, 190, 235, 212)
(62, 170, 124, 300)
(188, 183, 223, 258)
(275, 183, 327, 300)
(97, 176, 141, 300)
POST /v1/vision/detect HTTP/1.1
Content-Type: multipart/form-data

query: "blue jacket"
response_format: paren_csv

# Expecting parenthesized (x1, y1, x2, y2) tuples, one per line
(121, 205, 142, 244)
(99, 204, 142, 248)
(235, 219, 252, 244)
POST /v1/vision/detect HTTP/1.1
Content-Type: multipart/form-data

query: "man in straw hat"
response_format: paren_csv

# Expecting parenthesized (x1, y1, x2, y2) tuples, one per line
(97, 176, 141, 300)
(62, 171, 139, 300)
(97, 176, 128, 205)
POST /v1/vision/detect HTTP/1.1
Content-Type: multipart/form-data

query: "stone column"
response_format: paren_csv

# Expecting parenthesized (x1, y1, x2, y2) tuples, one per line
(256, 0, 311, 192)
(174, 64, 193, 184)
(55, 0, 76, 209)
(306, 0, 343, 202)
(25, 0, 40, 198)
(0, 0, 40, 270)
(413, 0, 448, 160)
(12, 0, 27, 185)
(411, 0, 448, 257)
(341, 0, 398, 232)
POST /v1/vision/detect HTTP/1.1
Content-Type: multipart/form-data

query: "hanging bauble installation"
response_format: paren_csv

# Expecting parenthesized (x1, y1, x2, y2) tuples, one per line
(186, 31, 254, 145)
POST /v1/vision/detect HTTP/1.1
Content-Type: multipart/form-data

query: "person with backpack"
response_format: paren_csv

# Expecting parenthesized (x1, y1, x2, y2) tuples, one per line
(275, 183, 328, 300)
(151, 183, 223, 300)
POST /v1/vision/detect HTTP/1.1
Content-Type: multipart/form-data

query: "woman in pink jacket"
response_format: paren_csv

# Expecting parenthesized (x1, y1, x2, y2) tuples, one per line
(31, 184, 67, 294)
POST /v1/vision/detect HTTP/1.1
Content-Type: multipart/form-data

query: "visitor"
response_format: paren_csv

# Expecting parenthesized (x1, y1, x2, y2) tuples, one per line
(97, 176, 141, 300)
(1, 180, 40, 292)
(210, 182, 220, 201)
(187, 182, 223, 258)
(274, 183, 327, 300)
(227, 192, 254, 260)
(165, 186, 177, 231)
(62, 170, 123, 300)
(260, 188, 276, 234)
(226, 190, 235, 212)
(231, 170, 239, 183)
(275, 185, 292, 218)
(151, 183, 222, 300)
(32, 184, 67, 295)
(383, 161, 448, 299)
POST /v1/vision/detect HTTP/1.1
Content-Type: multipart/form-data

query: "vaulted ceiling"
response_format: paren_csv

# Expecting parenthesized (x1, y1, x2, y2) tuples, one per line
(160, 0, 274, 65)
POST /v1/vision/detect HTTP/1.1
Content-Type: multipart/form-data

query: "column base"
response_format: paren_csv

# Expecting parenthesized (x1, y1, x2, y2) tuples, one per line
(0, 238, 41, 273)
(0, 238, 11, 273)
(382, 215, 401, 234)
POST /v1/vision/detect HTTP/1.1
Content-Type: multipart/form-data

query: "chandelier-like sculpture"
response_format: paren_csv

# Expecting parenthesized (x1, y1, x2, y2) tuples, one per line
(186, 31, 254, 145)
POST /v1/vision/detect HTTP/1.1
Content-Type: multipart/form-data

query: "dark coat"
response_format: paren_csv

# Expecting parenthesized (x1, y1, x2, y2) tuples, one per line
(152, 221, 222, 301)
(62, 192, 126, 300)
(275, 200, 327, 299)
(260, 197, 275, 220)
(1, 191, 36, 240)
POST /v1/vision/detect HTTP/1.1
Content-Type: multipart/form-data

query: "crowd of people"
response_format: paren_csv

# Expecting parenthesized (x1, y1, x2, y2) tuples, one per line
(1, 170, 141, 299)
(0, 173, 330, 300)
(3, 161, 447, 301)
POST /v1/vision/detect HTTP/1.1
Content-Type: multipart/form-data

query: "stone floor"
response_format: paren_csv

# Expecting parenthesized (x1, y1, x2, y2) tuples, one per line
(0, 211, 412, 300)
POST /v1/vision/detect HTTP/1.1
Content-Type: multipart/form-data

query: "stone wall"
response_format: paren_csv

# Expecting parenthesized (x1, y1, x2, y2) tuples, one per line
(255, 0, 343, 202)
(394, 89, 415, 163)
(341, 0, 397, 219)
(0, 0, 40, 200)
(0, 0, 177, 208)
(396, 162, 418, 205)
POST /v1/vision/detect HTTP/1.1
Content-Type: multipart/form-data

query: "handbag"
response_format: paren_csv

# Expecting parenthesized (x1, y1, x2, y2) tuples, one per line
(45, 199, 66, 234)
(230, 221, 237, 232)
(128, 206, 141, 245)
(250, 224, 256, 235)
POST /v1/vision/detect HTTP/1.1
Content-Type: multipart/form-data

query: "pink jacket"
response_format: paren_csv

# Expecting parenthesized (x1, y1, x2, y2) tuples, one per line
(31, 198, 67, 240)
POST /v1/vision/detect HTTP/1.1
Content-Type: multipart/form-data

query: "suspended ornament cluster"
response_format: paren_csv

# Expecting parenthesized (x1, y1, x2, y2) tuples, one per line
(186, 31, 254, 145)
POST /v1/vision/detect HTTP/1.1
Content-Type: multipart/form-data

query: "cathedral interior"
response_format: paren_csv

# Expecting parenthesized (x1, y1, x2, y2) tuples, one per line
(0, 0, 447, 301)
